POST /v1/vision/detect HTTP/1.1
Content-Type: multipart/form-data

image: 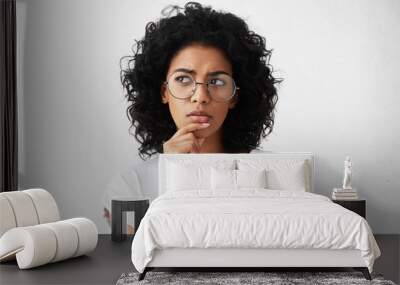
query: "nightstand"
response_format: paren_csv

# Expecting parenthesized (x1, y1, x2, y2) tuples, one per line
(332, 199, 366, 218)
(111, 197, 149, 242)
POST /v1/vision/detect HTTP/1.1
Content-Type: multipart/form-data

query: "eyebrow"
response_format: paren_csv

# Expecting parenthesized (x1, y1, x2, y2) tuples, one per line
(172, 68, 230, 76)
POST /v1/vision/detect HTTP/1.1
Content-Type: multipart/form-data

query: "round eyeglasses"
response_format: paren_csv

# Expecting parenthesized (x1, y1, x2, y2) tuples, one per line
(164, 71, 239, 102)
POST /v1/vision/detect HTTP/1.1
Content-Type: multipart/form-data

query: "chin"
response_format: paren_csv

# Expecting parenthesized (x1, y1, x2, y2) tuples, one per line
(193, 128, 211, 137)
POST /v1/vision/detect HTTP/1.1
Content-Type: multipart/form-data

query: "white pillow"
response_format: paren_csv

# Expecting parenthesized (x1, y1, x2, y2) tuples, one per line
(237, 159, 309, 191)
(211, 168, 236, 190)
(211, 168, 267, 190)
(237, 169, 267, 189)
(166, 160, 235, 192)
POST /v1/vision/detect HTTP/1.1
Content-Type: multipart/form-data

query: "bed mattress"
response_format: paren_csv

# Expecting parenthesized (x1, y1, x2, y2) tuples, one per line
(131, 189, 380, 273)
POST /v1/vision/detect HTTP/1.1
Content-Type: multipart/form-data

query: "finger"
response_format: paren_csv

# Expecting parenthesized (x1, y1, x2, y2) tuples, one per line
(173, 133, 205, 153)
(175, 141, 199, 154)
(173, 114, 211, 139)
(173, 122, 210, 138)
(174, 132, 202, 143)
(172, 132, 195, 143)
(173, 136, 201, 153)
(176, 132, 203, 150)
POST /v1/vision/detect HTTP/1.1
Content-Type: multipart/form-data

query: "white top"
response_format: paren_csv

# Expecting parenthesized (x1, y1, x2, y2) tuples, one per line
(102, 148, 267, 214)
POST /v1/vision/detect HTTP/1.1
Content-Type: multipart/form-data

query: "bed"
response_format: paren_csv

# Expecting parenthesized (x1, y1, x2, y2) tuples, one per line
(130, 152, 381, 281)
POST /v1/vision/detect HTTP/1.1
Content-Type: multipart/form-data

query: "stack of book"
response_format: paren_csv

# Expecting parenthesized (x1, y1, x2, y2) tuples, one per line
(332, 188, 358, 200)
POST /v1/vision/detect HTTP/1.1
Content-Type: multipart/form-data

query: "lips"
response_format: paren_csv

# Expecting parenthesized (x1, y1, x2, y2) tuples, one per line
(189, 115, 211, 124)
(187, 111, 212, 117)
(187, 111, 211, 123)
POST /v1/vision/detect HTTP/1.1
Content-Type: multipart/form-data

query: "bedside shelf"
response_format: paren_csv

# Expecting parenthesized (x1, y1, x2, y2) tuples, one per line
(332, 199, 366, 219)
(111, 198, 150, 242)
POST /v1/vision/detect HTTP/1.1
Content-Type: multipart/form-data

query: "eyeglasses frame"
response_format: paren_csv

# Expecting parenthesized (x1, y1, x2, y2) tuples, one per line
(163, 72, 240, 102)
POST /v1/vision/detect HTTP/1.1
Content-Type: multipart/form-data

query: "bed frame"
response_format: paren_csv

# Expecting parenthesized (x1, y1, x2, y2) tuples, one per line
(139, 248, 371, 280)
(137, 152, 372, 281)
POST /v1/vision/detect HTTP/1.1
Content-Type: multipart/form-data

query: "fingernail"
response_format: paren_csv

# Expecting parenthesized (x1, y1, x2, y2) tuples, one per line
(201, 123, 210, 126)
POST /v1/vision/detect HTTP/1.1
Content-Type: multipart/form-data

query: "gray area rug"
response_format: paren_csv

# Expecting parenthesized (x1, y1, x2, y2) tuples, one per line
(116, 271, 397, 285)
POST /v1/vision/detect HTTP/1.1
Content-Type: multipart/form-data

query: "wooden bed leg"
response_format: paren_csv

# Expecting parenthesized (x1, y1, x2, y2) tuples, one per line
(354, 267, 372, 280)
(138, 268, 148, 281)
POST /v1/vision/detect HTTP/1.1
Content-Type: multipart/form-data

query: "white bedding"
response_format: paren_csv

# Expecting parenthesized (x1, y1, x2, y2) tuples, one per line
(131, 189, 381, 273)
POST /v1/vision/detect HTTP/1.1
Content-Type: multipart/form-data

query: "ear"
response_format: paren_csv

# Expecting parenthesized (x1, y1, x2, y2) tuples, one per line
(228, 90, 239, 109)
(161, 83, 168, 104)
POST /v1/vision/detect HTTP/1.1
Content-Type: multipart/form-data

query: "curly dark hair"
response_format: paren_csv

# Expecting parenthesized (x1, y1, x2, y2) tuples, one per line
(120, 2, 282, 161)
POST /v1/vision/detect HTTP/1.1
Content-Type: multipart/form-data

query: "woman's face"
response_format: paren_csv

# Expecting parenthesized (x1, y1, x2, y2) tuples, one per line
(161, 43, 238, 140)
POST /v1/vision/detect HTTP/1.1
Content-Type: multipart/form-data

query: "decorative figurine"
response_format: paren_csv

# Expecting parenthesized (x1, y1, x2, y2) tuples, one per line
(342, 156, 353, 190)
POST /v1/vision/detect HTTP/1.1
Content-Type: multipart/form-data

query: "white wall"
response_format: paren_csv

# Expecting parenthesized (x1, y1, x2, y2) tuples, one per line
(16, 0, 400, 234)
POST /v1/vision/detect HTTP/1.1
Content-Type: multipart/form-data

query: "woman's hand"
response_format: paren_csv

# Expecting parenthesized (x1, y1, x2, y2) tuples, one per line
(163, 121, 210, 153)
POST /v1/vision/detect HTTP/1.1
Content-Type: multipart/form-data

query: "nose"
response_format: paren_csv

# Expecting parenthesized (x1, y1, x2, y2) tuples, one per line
(190, 82, 211, 104)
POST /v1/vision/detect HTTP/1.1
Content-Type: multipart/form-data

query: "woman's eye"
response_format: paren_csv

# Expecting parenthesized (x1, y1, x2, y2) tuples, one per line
(174, 76, 192, 84)
(209, 78, 225, 86)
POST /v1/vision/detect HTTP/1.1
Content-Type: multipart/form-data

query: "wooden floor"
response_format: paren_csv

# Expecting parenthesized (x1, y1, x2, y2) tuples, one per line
(374, 234, 400, 284)
(0, 234, 398, 284)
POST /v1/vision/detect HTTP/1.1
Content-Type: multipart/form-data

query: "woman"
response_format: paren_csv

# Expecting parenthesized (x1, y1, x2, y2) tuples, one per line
(103, 2, 281, 233)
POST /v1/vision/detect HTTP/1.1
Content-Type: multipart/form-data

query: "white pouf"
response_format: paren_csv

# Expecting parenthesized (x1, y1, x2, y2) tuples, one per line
(0, 189, 98, 269)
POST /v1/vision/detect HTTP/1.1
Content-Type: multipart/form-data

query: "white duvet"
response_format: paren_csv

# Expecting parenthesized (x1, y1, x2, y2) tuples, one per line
(131, 189, 381, 273)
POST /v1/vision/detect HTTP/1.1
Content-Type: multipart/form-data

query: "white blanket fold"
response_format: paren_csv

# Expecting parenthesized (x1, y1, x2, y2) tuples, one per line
(131, 189, 380, 273)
